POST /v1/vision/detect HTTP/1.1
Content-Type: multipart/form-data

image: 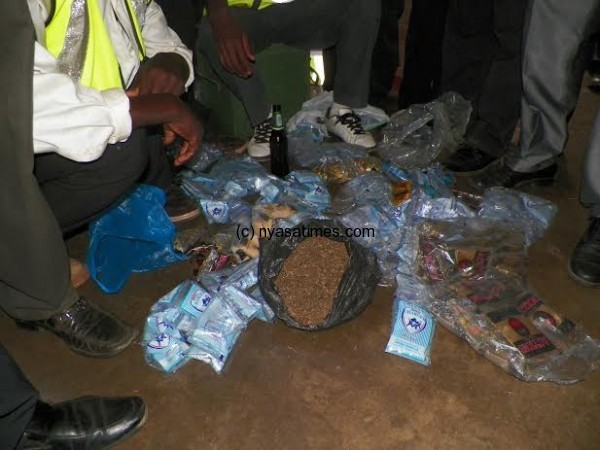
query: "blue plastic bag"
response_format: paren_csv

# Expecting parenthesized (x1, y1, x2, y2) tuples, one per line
(87, 185, 187, 294)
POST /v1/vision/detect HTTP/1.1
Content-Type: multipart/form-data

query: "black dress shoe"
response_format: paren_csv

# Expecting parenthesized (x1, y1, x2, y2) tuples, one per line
(22, 397, 146, 450)
(17, 298, 137, 358)
(569, 218, 600, 288)
(472, 160, 558, 190)
(442, 146, 497, 174)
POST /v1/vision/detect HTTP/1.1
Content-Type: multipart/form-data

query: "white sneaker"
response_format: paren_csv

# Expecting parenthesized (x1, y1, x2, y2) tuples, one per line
(326, 107, 376, 148)
(248, 119, 272, 158)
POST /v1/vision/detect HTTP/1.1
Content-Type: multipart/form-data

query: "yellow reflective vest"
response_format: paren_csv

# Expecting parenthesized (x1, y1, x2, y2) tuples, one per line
(228, 0, 272, 9)
(45, 0, 147, 90)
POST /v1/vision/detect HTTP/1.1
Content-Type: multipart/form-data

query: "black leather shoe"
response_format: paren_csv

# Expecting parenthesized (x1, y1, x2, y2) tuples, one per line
(17, 298, 137, 358)
(568, 218, 600, 287)
(472, 160, 558, 190)
(443, 146, 497, 174)
(22, 397, 146, 450)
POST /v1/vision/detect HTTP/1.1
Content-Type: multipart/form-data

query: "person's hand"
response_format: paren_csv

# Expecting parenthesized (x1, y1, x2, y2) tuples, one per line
(163, 104, 204, 166)
(128, 53, 189, 97)
(209, 11, 255, 78)
(128, 94, 203, 166)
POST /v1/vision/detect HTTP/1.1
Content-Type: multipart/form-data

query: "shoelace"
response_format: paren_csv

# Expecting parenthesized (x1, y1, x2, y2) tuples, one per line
(253, 120, 272, 143)
(335, 112, 366, 135)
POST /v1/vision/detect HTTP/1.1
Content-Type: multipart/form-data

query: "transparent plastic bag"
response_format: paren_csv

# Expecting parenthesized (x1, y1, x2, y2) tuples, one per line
(381, 162, 454, 203)
(288, 126, 375, 184)
(425, 275, 600, 383)
(332, 165, 456, 286)
(286, 91, 334, 136)
(332, 172, 394, 213)
(376, 92, 472, 169)
(184, 141, 223, 173)
(478, 187, 558, 246)
(333, 171, 414, 285)
(183, 157, 331, 227)
(416, 219, 527, 284)
(312, 157, 382, 184)
(182, 158, 279, 212)
(266, 171, 331, 212)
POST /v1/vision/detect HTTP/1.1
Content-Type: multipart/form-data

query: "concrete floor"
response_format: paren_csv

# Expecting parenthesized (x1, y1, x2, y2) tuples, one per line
(2, 88, 600, 449)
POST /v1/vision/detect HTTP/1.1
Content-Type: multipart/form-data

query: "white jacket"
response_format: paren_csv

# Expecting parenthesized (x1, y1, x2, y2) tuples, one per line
(27, 0, 194, 162)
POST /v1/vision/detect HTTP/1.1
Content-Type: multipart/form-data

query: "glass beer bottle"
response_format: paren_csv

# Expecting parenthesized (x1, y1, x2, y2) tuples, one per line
(269, 104, 289, 178)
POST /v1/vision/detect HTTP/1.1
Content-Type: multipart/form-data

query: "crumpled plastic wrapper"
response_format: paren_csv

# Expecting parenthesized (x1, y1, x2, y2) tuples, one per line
(478, 187, 557, 247)
(288, 126, 377, 184)
(416, 219, 527, 283)
(182, 158, 330, 226)
(423, 274, 600, 384)
(183, 141, 223, 173)
(376, 92, 472, 169)
(406, 216, 600, 384)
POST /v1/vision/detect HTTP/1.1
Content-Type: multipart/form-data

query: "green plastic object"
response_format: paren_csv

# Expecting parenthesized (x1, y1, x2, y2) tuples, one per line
(196, 44, 310, 139)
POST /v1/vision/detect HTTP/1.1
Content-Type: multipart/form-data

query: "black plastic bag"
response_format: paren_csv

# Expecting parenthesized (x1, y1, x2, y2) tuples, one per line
(258, 219, 380, 331)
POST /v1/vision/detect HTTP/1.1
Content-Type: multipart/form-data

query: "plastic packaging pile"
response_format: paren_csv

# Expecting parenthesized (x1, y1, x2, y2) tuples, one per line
(182, 158, 330, 227)
(332, 162, 455, 285)
(143, 259, 275, 374)
(142, 161, 335, 374)
(409, 217, 600, 383)
(376, 92, 472, 169)
(137, 92, 600, 382)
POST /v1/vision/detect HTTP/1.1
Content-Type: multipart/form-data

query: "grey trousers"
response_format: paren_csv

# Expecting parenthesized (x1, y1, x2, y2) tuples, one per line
(197, 0, 381, 127)
(507, 0, 600, 215)
(0, 0, 78, 322)
(441, 0, 528, 158)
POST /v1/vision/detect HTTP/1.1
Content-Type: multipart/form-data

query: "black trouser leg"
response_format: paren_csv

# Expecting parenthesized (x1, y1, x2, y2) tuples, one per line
(441, 0, 527, 157)
(398, 0, 449, 108)
(0, 345, 39, 449)
(369, 0, 404, 107)
(34, 129, 172, 236)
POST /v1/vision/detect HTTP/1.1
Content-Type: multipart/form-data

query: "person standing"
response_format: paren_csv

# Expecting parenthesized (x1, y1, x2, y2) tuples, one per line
(440, 0, 528, 174)
(473, 0, 600, 287)
(397, 0, 449, 109)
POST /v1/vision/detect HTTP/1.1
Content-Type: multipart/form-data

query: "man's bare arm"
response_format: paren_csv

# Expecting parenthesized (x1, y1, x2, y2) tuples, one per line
(205, 0, 255, 77)
(129, 94, 204, 166)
